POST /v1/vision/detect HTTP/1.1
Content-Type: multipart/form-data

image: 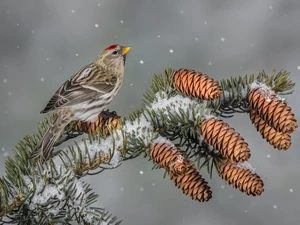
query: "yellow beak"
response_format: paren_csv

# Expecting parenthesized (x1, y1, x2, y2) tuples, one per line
(122, 46, 131, 55)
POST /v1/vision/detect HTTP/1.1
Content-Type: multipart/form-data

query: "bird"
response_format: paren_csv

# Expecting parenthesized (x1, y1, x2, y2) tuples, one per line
(30, 44, 131, 163)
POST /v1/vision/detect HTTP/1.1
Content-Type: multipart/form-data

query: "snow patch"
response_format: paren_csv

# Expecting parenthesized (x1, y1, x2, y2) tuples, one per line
(147, 91, 210, 123)
(236, 161, 256, 173)
(250, 82, 285, 102)
(76, 130, 122, 168)
(152, 136, 175, 148)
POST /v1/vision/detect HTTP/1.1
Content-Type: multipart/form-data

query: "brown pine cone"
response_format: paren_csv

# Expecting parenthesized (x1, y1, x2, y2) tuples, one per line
(172, 68, 222, 100)
(200, 117, 251, 162)
(71, 114, 121, 135)
(150, 142, 190, 176)
(218, 159, 264, 196)
(248, 87, 297, 134)
(249, 109, 291, 150)
(170, 164, 212, 202)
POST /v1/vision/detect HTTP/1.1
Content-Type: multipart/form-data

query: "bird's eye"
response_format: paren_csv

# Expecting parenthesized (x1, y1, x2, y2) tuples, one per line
(112, 51, 118, 55)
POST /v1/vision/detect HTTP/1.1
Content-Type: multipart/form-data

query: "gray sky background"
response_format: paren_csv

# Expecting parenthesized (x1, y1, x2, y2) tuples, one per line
(1, 0, 300, 224)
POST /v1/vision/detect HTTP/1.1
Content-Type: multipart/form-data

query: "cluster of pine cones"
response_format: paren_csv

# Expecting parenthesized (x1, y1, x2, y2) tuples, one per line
(70, 68, 297, 202)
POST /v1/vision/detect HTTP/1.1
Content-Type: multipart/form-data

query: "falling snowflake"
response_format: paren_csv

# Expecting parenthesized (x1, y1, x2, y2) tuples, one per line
(120, 20, 124, 24)
(40, 78, 45, 82)
(195, 37, 198, 41)
(139, 170, 144, 175)
(269, 5, 273, 9)
(208, 61, 212, 66)
(140, 187, 144, 192)
(221, 37, 225, 42)
(297, 66, 300, 70)
(46, 58, 49, 61)
(152, 183, 155, 186)
(245, 210, 248, 213)
(95, 24, 99, 28)
(17, 23, 19, 26)
(180, 10, 184, 14)
(139, 60, 144, 64)
(3, 79, 7, 83)
(32, 30, 35, 34)
(221, 185, 225, 189)
(98, 3, 101, 6)
(273, 205, 277, 209)
(76, 53, 79, 56)
(8, 92, 12, 96)
(130, 83, 133, 86)
(266, 154, 271, 158)
(157, 35, 161, 38)
(204, 21, 207, 25)
(289, 189, 294, 193)
(1, 148, 5, 151)
(71, 10, 75, 13)
(169, 49, 174, 53)
(120, 187, 124, 191)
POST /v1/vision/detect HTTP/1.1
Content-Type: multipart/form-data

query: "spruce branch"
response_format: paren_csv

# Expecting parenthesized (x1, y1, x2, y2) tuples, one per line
(211, 73, 255, 117)
(256, 69, 295, 94)
(0, 68, 297, 224)
(210, 69, 295, 117)
(0, 118, 125, 224)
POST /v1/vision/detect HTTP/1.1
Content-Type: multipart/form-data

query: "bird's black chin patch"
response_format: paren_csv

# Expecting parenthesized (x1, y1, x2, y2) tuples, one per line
(123, 55, 126, 65)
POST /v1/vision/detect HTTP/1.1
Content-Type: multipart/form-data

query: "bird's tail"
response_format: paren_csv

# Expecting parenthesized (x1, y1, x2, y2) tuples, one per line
(30, 115, 71, 163)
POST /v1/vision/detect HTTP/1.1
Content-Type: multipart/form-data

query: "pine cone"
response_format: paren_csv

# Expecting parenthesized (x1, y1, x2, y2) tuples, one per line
(201, 118, 251, 162)
(249, 109, 291, 150)
(170, 165, 212, 202)
(172, 68, 222, 100)
(218, 159, 264, 196)
(71, 114, 121, 135)
(248, 87, 297, 134)
(150, 142, 190, 176)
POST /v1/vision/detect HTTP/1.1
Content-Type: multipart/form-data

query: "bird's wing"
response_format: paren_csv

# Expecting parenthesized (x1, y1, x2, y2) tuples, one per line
(40, 64, 118, 114)
(74, 64, 118, 94)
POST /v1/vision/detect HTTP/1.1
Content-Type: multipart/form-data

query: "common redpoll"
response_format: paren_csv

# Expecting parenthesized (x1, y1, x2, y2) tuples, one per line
(30, 44, 131, 162)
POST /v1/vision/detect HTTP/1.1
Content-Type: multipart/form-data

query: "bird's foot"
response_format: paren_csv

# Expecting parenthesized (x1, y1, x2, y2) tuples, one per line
(99, 109, 117, 128)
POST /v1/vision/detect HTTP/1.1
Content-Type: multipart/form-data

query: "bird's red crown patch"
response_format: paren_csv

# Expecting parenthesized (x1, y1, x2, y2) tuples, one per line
(105, 44, 119, 50)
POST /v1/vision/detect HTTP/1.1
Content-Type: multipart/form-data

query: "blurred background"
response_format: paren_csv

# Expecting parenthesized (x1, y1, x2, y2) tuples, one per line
(1, 0, 300, 224)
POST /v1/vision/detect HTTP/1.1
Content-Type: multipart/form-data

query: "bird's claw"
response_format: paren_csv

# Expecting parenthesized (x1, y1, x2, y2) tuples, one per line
(99, 109, 117, 128)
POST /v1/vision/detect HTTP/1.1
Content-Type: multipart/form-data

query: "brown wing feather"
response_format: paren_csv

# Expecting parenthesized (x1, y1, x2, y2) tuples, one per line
(40, 64, 118, 114)
(80, 74, 118, 94)
(40, 80, 84, 113)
